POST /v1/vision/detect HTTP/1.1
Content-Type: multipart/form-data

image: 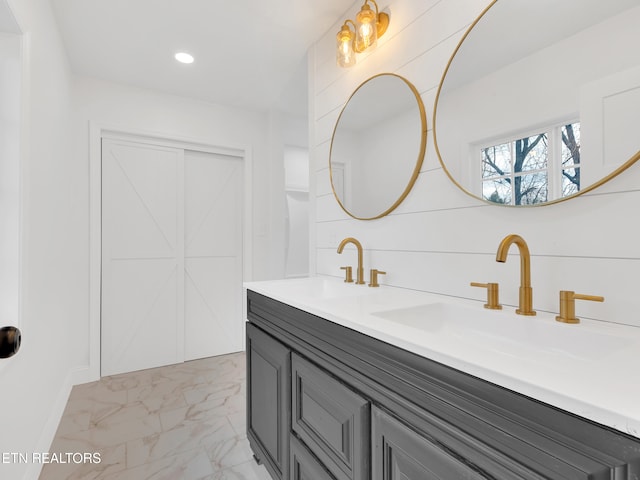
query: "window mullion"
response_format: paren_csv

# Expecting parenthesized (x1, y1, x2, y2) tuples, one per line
(548, 127, 561, 200)
(510, 141, 516, 205)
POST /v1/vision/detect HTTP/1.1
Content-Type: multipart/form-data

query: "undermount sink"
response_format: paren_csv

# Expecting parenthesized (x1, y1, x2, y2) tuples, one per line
(261, 277, 377, 301)
(371, 302, 631, 361)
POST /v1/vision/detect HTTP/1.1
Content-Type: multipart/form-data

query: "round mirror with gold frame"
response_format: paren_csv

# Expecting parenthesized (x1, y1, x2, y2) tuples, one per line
(433, 0, 640, 207)
(330, 73, 427, 220)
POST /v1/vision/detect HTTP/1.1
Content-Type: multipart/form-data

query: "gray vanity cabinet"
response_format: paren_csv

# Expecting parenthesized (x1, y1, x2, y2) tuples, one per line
(246, 290, 640, 480)
(246, 323, 290, 480)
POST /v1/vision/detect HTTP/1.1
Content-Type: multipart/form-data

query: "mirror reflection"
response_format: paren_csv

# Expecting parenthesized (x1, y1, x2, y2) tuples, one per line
(434, 0, 640, 206)
(330, 74, 426, 219)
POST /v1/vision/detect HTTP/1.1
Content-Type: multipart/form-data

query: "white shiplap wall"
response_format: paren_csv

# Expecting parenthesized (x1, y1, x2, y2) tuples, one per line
(309, 0, 640, 328)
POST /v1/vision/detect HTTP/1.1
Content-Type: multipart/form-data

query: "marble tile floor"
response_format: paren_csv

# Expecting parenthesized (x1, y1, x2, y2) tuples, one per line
(39, 352, 271, 480)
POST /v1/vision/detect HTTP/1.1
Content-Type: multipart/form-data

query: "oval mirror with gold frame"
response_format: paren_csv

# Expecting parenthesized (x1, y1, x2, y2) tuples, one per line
(433, 0, 640, 207)
(330, 73, 427, 219)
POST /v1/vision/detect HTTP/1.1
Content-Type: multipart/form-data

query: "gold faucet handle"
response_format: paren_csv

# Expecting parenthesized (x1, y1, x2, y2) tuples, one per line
(340, 266, 354, 283)
(368, 269, 386, 288)
(556, 290, 604, 324)
(470, 282, 502, 310)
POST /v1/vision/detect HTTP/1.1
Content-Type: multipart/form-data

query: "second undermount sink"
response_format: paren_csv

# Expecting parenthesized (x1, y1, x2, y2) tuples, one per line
(371, 302, 631, 361)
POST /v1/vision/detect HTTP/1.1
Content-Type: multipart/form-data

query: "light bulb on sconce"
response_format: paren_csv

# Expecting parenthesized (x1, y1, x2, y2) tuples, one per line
(355, 2, 378, 52)
(336, 0, 389, 68)
(336, 21, 357, 67)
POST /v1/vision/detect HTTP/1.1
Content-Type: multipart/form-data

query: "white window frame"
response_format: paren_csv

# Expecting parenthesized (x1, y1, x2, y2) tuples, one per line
(473, 120, 580, 205)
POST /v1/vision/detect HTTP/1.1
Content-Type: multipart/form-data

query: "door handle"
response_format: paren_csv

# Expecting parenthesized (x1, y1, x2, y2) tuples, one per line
(0, 326, 21, 358)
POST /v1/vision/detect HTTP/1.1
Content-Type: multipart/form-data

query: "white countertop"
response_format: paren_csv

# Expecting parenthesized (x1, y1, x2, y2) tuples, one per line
(245, 276, 640, 439)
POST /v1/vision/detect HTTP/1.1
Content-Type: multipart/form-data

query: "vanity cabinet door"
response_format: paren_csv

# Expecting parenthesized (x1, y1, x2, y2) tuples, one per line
(290, 435, 337, 480)
(291, 353, 369, 480)
(246, 323, 290, 480)
(372, 407, 487, 480)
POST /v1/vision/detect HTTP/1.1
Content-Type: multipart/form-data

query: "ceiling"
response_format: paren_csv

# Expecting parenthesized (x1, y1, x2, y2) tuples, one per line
(50, 0, 350, 115)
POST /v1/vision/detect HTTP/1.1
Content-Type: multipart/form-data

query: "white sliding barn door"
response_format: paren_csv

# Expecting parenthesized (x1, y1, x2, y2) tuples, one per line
(101, 139, 242, 376)
(184, 150, 243, 361)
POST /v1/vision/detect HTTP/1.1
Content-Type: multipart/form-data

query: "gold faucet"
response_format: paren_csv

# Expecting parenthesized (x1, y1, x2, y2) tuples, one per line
(495, 234, 536, 316)
(470, 282, 502, 310)
(337, 237, 365, 284)
(368, 269, 386, 288)
(556, 291, 604, 324)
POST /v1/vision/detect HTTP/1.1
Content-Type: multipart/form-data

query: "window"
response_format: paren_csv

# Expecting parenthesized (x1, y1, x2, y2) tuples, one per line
(480, 122, 580, 205)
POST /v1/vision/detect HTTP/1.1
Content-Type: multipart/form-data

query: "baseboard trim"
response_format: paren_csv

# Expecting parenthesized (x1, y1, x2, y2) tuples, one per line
(70, 365, 93, 386)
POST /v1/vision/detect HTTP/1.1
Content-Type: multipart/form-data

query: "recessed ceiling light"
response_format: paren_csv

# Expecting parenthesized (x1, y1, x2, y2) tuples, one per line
(175, 52, 194, 64)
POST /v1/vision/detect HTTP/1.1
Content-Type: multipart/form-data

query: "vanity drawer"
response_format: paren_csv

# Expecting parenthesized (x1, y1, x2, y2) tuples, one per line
(372, 406, 488, 480)
(290, 435, 337, 480)
(291, 353, 369, 480)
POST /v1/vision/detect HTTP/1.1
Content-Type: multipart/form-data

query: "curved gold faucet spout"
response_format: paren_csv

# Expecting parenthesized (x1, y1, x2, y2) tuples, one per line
(496, 234, 536, 316)
(337, 237, 365, 284)
(496, 234, 531, 288)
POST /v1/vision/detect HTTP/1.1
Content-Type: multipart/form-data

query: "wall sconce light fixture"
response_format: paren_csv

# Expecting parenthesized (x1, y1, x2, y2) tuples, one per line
(336, 0, 389, 68)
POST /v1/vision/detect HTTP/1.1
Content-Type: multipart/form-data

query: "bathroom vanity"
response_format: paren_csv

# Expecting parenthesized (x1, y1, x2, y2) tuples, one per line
(245, 278, 640, 480)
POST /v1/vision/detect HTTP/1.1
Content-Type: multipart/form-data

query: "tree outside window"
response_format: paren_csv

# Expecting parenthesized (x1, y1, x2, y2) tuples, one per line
(481, 123, 580, 205)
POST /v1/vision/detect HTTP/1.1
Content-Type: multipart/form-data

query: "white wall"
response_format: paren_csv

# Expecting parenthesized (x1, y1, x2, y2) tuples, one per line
(0, 0, 80, 479)
(285, 146, 310, 191)
(1, 5, 281, 478)
(310, 0, 640, 328)
(285, 146, 310, 277)
(0, 32, 20, 330)
(273, 109, 310, 279)
(265, 110, 287, 280)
